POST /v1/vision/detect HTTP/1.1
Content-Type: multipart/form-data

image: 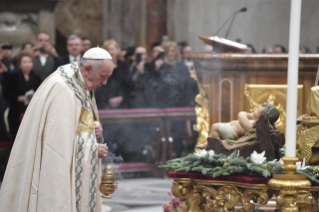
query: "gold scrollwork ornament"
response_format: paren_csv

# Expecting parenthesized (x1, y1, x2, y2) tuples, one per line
(239, 189, 269, 212)
(296, 190, 314, 212)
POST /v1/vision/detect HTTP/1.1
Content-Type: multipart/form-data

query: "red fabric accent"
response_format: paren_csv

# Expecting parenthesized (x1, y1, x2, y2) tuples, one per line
(228, 176, 266, 184)
(265, 178, 273, 185)
(168, 172, 274, 185)
(312, 181, 319, 186)
(0, 142, 14, 149)
(116, 162, 155, 170)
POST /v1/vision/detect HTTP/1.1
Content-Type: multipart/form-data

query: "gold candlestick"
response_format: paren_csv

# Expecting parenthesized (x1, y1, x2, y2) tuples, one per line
(268, 156, 311, 212)
(99, 162, 118, 199)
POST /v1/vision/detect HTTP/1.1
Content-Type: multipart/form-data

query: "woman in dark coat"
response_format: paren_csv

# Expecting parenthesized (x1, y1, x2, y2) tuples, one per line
(4, 51, 41, 140)
(95, 39, 130, 109)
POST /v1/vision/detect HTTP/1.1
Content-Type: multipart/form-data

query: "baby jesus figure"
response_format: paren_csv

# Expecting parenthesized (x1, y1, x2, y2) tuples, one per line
(210, 102, 280, 140)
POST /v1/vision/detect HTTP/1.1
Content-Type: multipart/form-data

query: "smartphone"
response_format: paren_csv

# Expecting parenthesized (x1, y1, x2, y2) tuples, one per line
(135, 53, 142, 64)
(39, 47, 46, 53)
(157, 51, 165, 60)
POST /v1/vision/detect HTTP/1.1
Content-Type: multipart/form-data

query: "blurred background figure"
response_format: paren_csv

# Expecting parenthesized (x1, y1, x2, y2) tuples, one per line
(299, 46, 311, 54)
(81, 37, 92, 54)
(32, 32, 58, 82)
(96, 39, 129, 109)
(177, 41, 188, 54)
(124, 46, 136, 64)
(203, 44, 213, 53)
(245, 44, 257, 54)
(55, 34, 82, 68)
(0, 43, 3, 60)
(1, 43, 16, 72)
(119, 48, 127, 62)
(273, 44, 287, 53)
(150, 42, 162, 61)
(21, 42, 34, 54)
(262, 45, 274, 54)
(128, 45, 153, 108)
(3, 51, 41, 140)
(164, 41, 181, 67)
(181, 45, 195, 70)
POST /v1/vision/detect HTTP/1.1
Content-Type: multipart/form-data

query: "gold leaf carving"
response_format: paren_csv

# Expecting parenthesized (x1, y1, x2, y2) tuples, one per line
(296, 124, 319, 164)
(189, 69, 210, 151)
(296, 190, 314, 210)
(240, 189, 269, 212)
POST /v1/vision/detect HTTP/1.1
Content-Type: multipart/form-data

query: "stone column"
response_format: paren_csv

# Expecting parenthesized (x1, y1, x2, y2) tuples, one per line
(147, 0, 166, 47)
(166, 0, 175, 41)
(138, 0, 147, 45)
(110, 0, 123, 46)
(39, 10, 55, 44)
(102, 0, 108, 42)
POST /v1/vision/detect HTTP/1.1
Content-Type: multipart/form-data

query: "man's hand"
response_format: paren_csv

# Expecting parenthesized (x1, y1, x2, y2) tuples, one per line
(32, 44, 58, 57)
(98, 143, 108, 158)
(0, 61, 7, 74)
(109, 96, 123, 108)
(136, 61, 145, 74)
(45, 44, 58, 57)
(155, 59, 164, 71)
(18, 96, 25, 103)
(94, 124, 103, 139)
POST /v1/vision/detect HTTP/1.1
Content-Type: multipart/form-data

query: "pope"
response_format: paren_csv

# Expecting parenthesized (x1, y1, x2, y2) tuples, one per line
(0, 47, 114, 212)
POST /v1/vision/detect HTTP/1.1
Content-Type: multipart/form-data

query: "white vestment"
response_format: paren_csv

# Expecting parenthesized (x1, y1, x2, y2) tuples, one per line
(0, 63, 102, 212)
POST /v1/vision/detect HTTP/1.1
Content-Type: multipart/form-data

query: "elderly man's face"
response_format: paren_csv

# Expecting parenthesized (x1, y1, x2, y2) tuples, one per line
(83, 60, 114, 91)
(36, 33, 50, 47)
(67, 38, 82, 57)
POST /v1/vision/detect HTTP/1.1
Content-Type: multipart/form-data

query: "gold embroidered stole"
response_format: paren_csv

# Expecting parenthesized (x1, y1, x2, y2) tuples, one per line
(58, 63, 98, 212)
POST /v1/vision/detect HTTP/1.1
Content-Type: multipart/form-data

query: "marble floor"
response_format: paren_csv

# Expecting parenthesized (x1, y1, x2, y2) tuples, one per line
(101, 178, 173, 212)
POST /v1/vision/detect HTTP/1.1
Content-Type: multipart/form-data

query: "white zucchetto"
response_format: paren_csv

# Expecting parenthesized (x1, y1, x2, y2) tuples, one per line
(82, 47, 112, 60)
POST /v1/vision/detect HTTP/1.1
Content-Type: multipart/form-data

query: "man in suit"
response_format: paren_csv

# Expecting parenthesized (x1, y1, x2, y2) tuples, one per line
(55, 35, 82, 69)
(32, 32, 58, 82)
(82, 37, 92, 54)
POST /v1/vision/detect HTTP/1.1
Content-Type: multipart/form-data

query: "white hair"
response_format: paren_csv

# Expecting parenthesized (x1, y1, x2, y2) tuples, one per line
(79, 58, 103, 70)
(67, 34, 82, 43)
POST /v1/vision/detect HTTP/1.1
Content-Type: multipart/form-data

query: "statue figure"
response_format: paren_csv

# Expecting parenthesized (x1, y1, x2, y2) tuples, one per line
(197, 102, 281, 159)
(0, 12, 38, 56)
(296, 85, 319, 164)
(210, 103, 280, 140)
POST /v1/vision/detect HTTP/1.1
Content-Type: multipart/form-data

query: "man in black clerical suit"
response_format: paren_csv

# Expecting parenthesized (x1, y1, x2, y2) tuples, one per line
(55, 35, 82, 70)
(32, 32, 58, 82)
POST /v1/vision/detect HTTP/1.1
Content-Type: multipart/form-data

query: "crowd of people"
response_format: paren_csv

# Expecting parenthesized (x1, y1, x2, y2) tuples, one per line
(0, 32, 200, 161)
(1, 32, 318, 160)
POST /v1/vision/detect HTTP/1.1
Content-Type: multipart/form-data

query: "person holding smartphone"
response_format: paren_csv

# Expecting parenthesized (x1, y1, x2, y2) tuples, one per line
(32, 32, 58, 81)
(128, 45, 155, 108)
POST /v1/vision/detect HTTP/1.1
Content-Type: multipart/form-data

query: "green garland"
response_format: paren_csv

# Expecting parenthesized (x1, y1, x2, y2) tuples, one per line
(159, 150, 319, 183)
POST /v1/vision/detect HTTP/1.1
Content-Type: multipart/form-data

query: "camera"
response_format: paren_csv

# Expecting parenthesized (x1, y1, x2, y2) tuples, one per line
(39, 47, 46, 53)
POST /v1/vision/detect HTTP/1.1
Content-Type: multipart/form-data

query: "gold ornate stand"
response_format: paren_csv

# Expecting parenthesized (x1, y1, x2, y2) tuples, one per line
(268, 157, 313, 212)
(171, 159, 319, 212)
(172, 178, 270, 212)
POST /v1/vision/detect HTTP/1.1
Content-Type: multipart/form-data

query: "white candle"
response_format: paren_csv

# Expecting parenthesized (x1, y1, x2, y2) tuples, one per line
(285, 0, 302, 157)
